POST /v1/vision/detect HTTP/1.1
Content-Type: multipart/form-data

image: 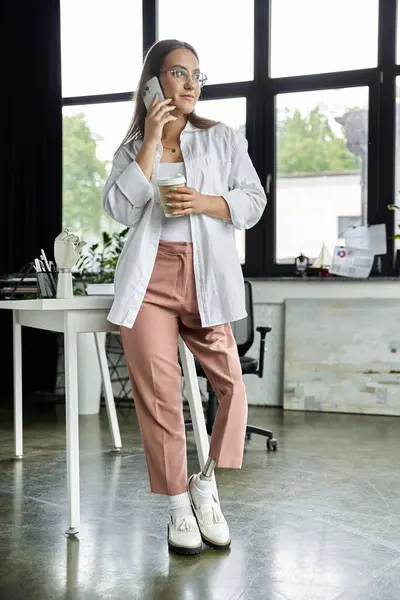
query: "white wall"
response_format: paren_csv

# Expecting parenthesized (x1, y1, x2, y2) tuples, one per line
(275, 173, 362, 261)
(245, 279, 400, 411)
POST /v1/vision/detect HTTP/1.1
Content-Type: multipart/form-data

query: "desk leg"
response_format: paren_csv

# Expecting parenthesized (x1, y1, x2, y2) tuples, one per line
(13, 312, 23, 459)
(64, 313, 80, 536)
(178, 337, 219, 501)
(94, 333, 122, 450)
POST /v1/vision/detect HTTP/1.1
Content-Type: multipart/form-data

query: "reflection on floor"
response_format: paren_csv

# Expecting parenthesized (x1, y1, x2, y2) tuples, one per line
(0, 403, 399, 600)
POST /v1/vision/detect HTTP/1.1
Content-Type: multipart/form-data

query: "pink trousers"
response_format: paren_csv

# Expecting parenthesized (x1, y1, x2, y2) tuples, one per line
(120, 241, 248, 495)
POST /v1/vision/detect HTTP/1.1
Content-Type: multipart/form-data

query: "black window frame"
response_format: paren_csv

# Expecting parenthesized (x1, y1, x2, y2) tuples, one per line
(61, 0, 399, 278)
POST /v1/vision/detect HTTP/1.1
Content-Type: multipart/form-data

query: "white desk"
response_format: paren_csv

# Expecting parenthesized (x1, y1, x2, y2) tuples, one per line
(0, 297, 213, 535)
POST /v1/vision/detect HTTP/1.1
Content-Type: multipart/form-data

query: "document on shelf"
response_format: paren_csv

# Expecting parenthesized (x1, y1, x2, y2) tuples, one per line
(343, 224, 386, 255)
(329, 246, 374, 279)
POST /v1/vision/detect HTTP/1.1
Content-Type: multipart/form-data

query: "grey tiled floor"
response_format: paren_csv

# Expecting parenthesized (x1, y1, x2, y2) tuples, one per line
(0, 404, 399, 600)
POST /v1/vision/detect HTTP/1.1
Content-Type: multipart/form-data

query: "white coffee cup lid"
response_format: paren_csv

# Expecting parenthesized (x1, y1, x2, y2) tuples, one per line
(157, 174, 186, 186)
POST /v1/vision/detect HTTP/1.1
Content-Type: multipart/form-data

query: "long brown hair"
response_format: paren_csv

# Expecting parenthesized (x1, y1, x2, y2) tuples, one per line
(117, 39, 218, 150)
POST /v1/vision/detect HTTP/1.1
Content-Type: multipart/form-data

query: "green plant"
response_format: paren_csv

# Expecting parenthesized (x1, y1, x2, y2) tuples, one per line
(62, 113, 108, 236)
(387, 204, 400, 239)
(76, 228, 129, 285)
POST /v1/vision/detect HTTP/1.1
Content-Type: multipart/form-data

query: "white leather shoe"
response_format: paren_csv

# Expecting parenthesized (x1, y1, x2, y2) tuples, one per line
(168, 514, 202, 555)
(188, 475, 231, 550)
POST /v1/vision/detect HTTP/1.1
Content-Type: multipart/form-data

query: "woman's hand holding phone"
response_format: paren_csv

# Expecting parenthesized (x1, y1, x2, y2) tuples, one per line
(136, 96, 176, 182)
(143, 96, 177, 146)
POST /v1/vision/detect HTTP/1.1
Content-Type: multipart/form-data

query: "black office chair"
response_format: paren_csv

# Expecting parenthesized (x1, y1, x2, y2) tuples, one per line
(184, 281, 278, 451)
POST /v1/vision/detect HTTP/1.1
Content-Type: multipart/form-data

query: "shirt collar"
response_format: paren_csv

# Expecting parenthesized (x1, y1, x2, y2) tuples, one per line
(182, 120, 200, 134)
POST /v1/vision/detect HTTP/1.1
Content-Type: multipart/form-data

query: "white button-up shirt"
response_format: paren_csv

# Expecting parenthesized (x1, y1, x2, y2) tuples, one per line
(102, 121, 267, 328)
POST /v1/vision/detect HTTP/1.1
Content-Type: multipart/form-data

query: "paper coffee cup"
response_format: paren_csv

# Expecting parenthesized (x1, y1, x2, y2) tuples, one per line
(157, 174, 186, 218)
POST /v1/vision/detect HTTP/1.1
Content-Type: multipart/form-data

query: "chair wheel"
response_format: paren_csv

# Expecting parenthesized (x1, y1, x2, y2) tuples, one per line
(267, 438, 278, 451)
(246, 432, 252, 441)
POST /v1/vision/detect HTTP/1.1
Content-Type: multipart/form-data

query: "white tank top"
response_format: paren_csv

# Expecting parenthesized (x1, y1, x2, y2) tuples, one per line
(159, 162, 192, 243)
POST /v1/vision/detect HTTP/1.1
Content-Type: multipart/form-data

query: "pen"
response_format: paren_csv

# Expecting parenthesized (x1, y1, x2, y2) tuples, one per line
(40, 249, 52, 273)
(39, 254, 57, 296)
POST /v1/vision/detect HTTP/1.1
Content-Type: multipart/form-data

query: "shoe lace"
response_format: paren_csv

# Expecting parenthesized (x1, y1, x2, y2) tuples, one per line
(176, 517, 198, 533)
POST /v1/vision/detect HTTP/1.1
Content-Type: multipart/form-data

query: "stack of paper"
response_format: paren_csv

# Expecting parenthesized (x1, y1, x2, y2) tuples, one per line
(86, 283, 114, 296)
(329, 224, 386, 279)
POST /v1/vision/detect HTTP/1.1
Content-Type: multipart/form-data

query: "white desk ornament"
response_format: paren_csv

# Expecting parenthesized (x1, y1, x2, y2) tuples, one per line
(54, 229, 86, 299)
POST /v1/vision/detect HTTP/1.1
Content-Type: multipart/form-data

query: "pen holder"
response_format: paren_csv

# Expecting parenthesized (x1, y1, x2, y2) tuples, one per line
(56, 269, 73, 299)
(37, 272, 56, 299)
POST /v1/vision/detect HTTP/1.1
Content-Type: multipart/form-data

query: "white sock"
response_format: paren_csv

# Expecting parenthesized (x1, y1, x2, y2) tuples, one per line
(190, 473, 214, 507)
(168, 492, 192, 520)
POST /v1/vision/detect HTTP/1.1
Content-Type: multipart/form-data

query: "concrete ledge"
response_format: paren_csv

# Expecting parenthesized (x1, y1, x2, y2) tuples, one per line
(250, 278, 400, 305)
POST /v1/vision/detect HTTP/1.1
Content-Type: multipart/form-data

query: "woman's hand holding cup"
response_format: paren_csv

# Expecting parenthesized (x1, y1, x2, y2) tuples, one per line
(163, 186, 209, 216)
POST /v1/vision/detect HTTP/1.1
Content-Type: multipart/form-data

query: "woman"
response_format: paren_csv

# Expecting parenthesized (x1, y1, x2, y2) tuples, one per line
(102, 39, 267, 555)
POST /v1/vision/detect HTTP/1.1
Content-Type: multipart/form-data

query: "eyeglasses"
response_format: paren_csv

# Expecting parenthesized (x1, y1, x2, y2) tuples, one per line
(159, 67, 208, 88)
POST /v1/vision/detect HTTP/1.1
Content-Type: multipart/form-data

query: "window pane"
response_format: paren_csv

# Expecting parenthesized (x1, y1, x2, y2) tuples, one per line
(61, 0, 142, 97)
(197, 98, 247, 263)
(271, 0, 378, 78)
(394, 79, 400, 249)
(62, 102, 133, 243)
(275, 87, 369, 263)
(158, 1, 254, 84)
(197, 98, 246, 133)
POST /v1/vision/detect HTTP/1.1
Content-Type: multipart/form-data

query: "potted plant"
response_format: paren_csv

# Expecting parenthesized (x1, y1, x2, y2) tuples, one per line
(73, 227, 129, 415)
(75, 227, 129, 290)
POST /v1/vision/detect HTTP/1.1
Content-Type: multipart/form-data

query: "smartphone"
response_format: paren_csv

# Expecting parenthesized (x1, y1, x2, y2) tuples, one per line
(142, 76, 165, 112)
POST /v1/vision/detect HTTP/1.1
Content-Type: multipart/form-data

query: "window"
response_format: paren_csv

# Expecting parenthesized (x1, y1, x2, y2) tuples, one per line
(60, 0, 142, 97)
(197, 98, 247, 263)
(196, 98, 246, 134)
(271, 0, 379, 78)
(59, 2, 396, 277)
(275, 87, 369, 263)
(158, 0, 254, 84)
(394, 78, 400, 249)
(62, 102, 133, 243)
